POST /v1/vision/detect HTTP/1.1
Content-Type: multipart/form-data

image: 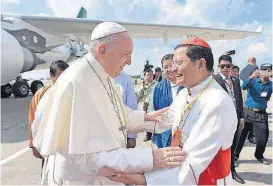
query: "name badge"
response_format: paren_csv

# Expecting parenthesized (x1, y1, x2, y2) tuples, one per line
(261, 92, 267, 97)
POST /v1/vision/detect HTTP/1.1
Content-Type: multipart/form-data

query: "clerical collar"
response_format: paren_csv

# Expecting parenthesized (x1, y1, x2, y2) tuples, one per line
(188, 75, 213, 96)
(170, 82, 177, 88)
(219, 72, 230, 80)
(85, 53, 109, 80)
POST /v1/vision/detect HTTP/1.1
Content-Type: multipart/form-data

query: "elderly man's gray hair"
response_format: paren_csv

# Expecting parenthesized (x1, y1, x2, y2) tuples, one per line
(89, 32, 131, 55)
(89, 34, 119, 54)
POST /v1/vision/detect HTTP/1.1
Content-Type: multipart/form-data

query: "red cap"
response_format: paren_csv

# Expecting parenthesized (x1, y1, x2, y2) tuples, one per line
(181, 37, 211, 50)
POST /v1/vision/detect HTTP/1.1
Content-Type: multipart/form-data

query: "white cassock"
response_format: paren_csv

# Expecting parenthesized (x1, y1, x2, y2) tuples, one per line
(33, 53, 157, 185)
(145, 75, 237, 185)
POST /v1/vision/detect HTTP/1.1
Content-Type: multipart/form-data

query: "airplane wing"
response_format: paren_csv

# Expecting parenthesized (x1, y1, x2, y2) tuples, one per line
(4, 15, 260, 44)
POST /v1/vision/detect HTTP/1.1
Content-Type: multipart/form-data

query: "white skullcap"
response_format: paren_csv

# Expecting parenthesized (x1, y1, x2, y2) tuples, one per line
(90, 22, 127, 41)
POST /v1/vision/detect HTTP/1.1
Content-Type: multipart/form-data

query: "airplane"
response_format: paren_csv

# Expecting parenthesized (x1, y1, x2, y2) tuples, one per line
(1, 7, 260, 98)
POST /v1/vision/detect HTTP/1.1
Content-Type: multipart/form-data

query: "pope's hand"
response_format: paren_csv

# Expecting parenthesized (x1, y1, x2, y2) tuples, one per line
(152, 147, 187, 169)
(107, 173, 146, 185)
(144, 107, 169, 122)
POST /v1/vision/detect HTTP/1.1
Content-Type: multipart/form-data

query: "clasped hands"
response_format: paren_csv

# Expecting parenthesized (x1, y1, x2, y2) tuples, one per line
(107, 107, 186, 185)
(107, 147, 187, 185)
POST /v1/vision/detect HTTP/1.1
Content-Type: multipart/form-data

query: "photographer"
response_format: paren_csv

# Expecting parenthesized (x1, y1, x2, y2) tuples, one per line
(235, 63, 272, 165)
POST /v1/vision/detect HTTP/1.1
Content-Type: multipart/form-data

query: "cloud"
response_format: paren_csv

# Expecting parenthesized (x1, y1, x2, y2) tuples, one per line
(46, 0, 101, 18)
(247, 43, 268, 53)
(1, 0, 19, 4)
(45, 0, 272, 75)
(37, 13, 50, 17)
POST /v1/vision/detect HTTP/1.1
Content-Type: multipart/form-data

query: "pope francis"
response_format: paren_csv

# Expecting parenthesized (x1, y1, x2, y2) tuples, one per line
(33, 22, 186, 185)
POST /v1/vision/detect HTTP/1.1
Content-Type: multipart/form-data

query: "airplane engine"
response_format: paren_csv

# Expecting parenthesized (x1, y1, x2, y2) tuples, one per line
(21, 46, 36, 73)
(1, 29, 38, 86)
(1, 29, 24, 85)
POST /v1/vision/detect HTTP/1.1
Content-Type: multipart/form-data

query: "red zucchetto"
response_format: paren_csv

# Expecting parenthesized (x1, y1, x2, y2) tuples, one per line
(181, 37, 211, 50)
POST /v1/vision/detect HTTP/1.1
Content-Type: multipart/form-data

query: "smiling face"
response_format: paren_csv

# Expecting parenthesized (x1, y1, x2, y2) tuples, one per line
(162, 59, 175, 82)
(173, 47, 203, 87)
(98, 32, 133, 77)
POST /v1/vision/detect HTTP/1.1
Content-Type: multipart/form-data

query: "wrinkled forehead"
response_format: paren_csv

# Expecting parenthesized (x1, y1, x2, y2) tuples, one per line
(173, 47, 188, 62)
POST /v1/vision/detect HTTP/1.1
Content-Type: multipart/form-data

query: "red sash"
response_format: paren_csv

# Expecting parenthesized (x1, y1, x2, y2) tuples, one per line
(198, 148, 231, 185)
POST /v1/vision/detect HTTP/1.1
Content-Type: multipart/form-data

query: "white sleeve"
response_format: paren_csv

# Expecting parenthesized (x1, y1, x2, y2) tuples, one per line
(31, 89, 52, 139)
(145, 100, 237, 185)
(71, 147, 153, 177)
(124, 109, 154, 133)
(125, 109, 173, 134)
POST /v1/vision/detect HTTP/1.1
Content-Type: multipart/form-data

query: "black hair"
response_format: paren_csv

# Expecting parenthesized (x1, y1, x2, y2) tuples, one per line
(232, 65, 239, 71)
(161, 54, 174, 66)
(144, 69, 153, 75)
(174, 44, 214, 71)
(49, 60, 69, 77)
(155, 67, 162, 72)
(218, 55, 232, 64)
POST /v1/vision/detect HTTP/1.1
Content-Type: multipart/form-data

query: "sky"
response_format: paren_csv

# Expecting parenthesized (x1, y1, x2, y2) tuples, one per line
(2, 0, 272, 77)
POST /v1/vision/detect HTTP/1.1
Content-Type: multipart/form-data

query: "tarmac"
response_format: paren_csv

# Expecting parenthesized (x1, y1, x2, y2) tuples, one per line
(1, 86, 272, 185)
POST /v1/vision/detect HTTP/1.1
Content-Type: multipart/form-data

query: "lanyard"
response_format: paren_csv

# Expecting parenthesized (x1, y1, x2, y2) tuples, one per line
(171, 77, 214, 148)
(178, 78, 214, 130)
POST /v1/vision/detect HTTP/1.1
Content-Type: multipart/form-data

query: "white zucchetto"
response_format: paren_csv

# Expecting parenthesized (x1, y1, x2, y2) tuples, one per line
(91, 22, 127, 41)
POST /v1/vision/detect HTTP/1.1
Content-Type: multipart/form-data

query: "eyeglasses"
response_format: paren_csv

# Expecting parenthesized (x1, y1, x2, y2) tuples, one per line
(219, 64, 231, 69)
(172, 61, 183, 67)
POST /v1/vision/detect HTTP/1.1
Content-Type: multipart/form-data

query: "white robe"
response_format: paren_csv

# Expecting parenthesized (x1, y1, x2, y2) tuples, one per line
(145, 76, 237, 185)
(33, 53, 157, 185)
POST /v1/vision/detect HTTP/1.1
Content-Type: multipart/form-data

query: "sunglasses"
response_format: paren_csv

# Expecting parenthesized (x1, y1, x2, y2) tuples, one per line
(219, 64, 232, 69)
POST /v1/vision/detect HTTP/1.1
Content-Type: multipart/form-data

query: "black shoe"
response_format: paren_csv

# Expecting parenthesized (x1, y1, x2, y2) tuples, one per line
(248, 137, 256, 144)
(232, 171, 245, 184)
(143, 134, 152, 142)
(257, 158, 270, 165)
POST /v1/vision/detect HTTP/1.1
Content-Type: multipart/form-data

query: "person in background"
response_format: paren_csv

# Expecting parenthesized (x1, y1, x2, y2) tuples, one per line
(231, 65, 240, 78)
(240, 57, 258, 81)
(148, 54, 183, 148)
(214, 55, 245, 184)
(240, 57, 258, 144)
(114, 71, 138, 148)
(235, 63, 272, 165)
(28, 60, 69, 164)
(154, 67, 163, 82)
(137, 69, 157, 141)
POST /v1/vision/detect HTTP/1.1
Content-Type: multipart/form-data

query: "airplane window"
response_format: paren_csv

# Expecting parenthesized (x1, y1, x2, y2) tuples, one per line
(22, 36, 26, 41)
(33, 36, 38, 43)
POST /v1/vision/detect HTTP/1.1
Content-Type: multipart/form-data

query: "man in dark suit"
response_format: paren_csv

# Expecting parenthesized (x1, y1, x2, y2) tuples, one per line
(214, 55, 245, 184)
